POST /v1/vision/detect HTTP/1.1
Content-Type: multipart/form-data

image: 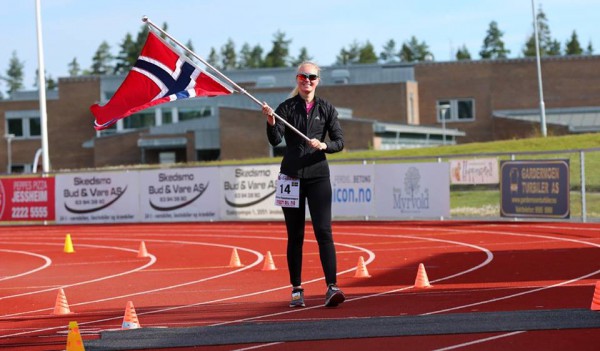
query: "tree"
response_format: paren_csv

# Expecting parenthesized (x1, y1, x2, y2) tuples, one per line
(586, 41, 594, 55)
(523, 5, 560, 56)
(207, 47, 220, 69)
(220, 38, 237, 70)
(380, 39, 397, 64)
(113, 33, 137, 75)
(264, 30, 291, 67)
(3, 51, 25, 95)
(34, 69, 57, 90)
(184, 39, 195, 60)
(133, 25, 149, 58)
(358, 41, 378, 64)
(565, 31, 583, 55)
(480, 21, 510, 59)
(399, 36, 433, 62)
(68, 57, 80, 77)
(456, 44, 471, 60)
(239, 43, 263, 68)
(292, 47, 312, 66)
(90, 41, 113, 75)
(335, 40, 360, 65)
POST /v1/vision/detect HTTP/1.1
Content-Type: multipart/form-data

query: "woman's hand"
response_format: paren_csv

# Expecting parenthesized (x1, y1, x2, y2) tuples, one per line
(262, 102, 275, 126)
(308, 138, 326, 150)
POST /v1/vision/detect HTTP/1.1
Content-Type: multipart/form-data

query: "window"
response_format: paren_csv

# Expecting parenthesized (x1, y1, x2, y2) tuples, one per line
(162, 108, 173, 125)
(179, 107, 212, 121)
(123, 110, 156, 129)
(5, 111, 41, 138)
(436, 99, 475, 122)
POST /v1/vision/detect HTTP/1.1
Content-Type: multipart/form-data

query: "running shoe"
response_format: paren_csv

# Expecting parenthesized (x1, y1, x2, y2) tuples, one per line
(324, 284, 345, 307)
(290, 288, 305, 308)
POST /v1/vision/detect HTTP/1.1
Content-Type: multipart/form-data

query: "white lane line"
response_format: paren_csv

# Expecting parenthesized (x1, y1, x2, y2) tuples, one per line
(432, 331, 527, 351)
(0, 249, 51, 282)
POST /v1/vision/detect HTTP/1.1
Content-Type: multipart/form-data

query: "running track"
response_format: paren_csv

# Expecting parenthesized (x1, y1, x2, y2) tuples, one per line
(1, 221, 600, 350)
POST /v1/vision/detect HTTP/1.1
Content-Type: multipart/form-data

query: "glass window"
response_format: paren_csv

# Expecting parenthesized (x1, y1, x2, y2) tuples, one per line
(29, 118, 41, 136)
(123, 110, 155, 129)
(7, 119, 23, 137)
(179, 107, 212, 121)
(436, 99, 475, 122)
(162, 109, 173, 124)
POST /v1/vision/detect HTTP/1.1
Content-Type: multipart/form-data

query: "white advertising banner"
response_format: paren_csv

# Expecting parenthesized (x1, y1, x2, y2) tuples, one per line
(139, 167, 220, 222)
(450, 158, 499, 184)
(330, 164, 375, 218)
(220, 165, 283, 220)
(374, 163, 450, 218)
(55, 171, 140, 224)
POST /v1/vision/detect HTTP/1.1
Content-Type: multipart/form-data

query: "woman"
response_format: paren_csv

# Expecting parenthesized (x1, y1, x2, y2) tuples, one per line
(262, 61, 345, 308)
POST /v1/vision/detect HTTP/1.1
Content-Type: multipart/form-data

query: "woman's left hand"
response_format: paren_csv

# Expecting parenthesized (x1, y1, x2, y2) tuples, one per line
(308, 138, 326, 150)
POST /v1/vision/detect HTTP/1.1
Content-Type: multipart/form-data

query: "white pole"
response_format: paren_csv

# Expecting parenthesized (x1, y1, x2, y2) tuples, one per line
(531, 0, 547, 137)
(35, 0, 50, 173)
(142, 16, 310, 142)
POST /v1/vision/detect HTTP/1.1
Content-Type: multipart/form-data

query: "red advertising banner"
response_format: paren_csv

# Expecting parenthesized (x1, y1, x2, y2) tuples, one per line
(0, 177, 55, 222)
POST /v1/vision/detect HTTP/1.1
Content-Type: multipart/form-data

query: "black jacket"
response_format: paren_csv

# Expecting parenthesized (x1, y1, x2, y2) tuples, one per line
(266, 94, 344, 179)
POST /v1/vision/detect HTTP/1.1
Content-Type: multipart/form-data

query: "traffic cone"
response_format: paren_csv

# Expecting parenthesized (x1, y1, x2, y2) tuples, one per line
(414, 263, 432, 288)
(591, 281, 600, 311)
(53, 288, 73, 315)
(64, 234, 75, 253)
(354, 256, 371, 278)
(229, 248, 244, 267)
(121, 301, 141, 329)
(262, 251, 277, 271)
(66, 321, 86, 351)
(137, 241, 149, 258)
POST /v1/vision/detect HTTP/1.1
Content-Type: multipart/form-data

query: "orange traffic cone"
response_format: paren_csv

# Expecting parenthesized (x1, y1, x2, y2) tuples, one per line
(137, 241, 149, 258)
(262, 251, 277, 271)
(591, 281, 600, 310)
(229, 248, 244, 268)
(53, 288, 73, 315)
(122, 301, 141, 329)
(354, 256, 371, 278)
(65, 321, 86, 351)
(414, 263, 432, 288)
(64, 234, 75, 253)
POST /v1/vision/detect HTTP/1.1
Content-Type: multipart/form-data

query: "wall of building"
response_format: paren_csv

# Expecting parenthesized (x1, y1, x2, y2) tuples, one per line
(93, 130, 142, 168)
(220, 107, 271, 160)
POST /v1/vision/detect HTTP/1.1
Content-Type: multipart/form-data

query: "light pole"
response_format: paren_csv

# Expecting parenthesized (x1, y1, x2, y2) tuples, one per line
(4, 134, 15, 174)
(531, 0, 547, 137)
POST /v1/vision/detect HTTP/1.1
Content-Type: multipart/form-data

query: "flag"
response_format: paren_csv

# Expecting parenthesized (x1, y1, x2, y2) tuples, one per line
(90, 31, 232, 130)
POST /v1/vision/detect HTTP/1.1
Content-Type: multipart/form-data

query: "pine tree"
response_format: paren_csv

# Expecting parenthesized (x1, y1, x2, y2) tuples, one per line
(113, 33, 137, 75)
(184, 39, 195, 60)
(380, 39, 397, 63)
(335, 40, 360, 65)
(220, 38, 237, 70)
(359, 41, 378, 64)
(90, 41, 113, 75)
(4, 51, 25, 95)
(207, 47, 221, 69)
(586, 41, 594, 55)
(292, 47, 312, 66)
(523, 5, 559, 57)
(480, 21, 510, 59)
(68, 57, 80, 77)
(399, 36, 433, 62)
(264, 31, 291, 68)
(565, 31, 583, 55)
(456, 44, 471, 60)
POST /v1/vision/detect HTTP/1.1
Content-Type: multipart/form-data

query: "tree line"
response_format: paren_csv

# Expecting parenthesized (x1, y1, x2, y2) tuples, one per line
(0, 6, 594, 99)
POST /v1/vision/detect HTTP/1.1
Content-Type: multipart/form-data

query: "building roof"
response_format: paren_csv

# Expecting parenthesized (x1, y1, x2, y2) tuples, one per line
(494, 106, 600, 132)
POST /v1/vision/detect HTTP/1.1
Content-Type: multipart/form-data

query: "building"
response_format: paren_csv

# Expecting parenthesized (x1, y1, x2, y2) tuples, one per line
(1, 55, 599, 173)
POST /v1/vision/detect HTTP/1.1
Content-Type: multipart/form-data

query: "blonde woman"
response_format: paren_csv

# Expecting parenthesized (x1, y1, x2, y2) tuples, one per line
(262, 62, 345, 308)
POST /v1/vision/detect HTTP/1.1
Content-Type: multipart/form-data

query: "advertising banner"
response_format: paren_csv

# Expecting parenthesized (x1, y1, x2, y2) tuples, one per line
(220, 165, 283, 220)
(139, 167, 220, 222)
(500, 160, 570, 218)
(55, 172, 140, 223)
(330, 164, 375, 218)
(0, 177, 55, 222)
(374, 163, 450, 218)
(450, 158, 499, 184)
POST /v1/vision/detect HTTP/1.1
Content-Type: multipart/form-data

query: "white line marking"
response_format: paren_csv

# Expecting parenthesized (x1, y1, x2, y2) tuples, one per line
(0, 249, 51, 282)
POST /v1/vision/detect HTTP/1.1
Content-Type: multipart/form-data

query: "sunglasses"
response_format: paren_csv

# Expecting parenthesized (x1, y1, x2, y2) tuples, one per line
(296, 73, 319, 81)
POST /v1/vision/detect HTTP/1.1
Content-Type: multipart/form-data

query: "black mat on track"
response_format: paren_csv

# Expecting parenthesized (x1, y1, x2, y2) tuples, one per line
(84, 308, 600, 350)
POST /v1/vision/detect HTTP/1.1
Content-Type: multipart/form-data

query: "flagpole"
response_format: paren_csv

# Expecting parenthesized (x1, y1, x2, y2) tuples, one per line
(35, 0, 50, 173)
(142, 16, 311, 142)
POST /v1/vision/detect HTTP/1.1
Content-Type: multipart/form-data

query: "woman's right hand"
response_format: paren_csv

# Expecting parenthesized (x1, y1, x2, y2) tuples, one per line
(262, 102, 275, 126)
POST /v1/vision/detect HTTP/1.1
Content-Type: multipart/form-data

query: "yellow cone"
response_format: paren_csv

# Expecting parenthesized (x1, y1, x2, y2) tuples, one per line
(64, 234, 75, 253)
(66, 321, 86, 351)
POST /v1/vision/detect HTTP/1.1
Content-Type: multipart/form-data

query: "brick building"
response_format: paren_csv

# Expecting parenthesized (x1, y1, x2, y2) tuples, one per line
(1, 55, 599, 173)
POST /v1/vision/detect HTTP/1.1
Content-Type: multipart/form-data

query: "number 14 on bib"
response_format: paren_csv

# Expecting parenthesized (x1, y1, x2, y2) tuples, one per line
(275, 174, 300, 208)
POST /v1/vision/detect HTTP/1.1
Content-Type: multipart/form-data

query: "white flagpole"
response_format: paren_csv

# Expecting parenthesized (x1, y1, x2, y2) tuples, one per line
(35, 0, 50, 172)
(142, 16, 310, 142)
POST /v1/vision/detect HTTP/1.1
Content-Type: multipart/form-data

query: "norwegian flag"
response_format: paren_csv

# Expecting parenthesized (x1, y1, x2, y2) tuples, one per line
(90, 32, 232, 130)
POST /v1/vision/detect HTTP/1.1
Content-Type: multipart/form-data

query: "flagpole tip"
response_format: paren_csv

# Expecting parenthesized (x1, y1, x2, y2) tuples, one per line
(141, 15, 148, 23)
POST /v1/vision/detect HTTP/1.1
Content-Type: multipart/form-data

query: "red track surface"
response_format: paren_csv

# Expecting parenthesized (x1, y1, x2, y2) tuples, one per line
(1, 221, 600, 350)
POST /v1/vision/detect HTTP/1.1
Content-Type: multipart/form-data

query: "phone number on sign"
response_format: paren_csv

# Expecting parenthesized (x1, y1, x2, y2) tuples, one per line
(11, 206, 49, 219)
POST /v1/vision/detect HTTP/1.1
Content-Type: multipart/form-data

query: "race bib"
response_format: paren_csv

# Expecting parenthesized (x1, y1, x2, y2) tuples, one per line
(275, 174, 300, 208)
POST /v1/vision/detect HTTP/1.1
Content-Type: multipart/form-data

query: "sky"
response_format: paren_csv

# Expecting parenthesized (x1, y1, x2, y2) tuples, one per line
(1, 0, 599, 91)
